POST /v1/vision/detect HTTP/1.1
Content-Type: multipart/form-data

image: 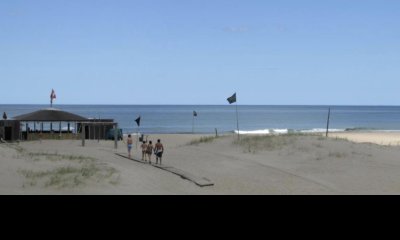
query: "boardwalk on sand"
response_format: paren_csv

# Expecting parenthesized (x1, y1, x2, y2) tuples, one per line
(115, 153, 214, 187)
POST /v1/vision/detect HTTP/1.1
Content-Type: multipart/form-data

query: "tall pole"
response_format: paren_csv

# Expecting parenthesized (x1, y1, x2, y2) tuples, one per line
(192, 114, 195, 134)
(326, 107, 331, 138)
(235, 102, 240, 140)
(114, 123, 118, 149)
(82, 123, 86, 147)
(98, 116, 100, 142)
(98, 123, 100, 143)
(136, 125, 140, 149)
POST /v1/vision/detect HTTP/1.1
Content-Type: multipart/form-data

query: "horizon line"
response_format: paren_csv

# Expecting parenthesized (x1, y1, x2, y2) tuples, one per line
(1, 103, 400, 107)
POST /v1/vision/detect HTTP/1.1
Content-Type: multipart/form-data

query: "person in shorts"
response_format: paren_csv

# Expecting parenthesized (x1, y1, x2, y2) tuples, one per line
(141, 141, 148, 161)
(155, 139, 164, 165)
(146, 141, 154, 164)
(127, 135, 133, 159)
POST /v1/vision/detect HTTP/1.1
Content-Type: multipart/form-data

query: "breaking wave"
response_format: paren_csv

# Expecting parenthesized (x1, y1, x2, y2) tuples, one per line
(234, 128, 346, 135)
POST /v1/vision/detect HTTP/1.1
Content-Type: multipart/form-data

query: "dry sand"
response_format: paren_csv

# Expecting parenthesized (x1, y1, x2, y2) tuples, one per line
(2, 132, 400, 195)
(329, 132, 400, 146)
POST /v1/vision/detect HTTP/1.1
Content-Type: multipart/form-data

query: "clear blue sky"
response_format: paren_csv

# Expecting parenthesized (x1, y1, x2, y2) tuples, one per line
(1, 0, 399, 105)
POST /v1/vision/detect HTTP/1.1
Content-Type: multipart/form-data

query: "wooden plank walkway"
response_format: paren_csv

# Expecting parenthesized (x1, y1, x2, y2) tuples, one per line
(115, 153, 214, 187)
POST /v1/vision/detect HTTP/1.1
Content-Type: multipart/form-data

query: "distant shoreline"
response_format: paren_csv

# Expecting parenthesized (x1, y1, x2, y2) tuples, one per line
(2, 104, 400, 107)
(3, 105, 400, 135)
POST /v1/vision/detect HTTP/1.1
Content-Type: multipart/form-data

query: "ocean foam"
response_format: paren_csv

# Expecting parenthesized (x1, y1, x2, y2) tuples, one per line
(300, 128, 345, 133)
(235, 129, 271, 135)
(235, 129, 289, 135)
(235, 128, 346, 135)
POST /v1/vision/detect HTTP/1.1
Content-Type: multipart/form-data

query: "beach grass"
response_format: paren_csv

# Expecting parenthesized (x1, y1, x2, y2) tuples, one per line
(328, 151, 347, 159)
(19, 162, 120, 188)
(1, 143, 25, 154)
(15, 148, 119, 188)
(27, 152, 96, 163)
(188, 136, 219, 146)
(234, 134, 297, 153)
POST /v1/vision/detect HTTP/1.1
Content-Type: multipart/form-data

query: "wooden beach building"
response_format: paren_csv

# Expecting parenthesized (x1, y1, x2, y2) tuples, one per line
(10, 108, 117, 141)
(0, 120, 20, 141)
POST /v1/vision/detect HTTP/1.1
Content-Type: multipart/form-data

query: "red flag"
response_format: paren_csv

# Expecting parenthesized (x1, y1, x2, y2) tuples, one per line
(50, 89, 56, 100)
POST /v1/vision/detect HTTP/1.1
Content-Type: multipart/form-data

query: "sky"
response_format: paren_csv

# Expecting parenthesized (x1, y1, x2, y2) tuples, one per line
(0, 0, 399, 105)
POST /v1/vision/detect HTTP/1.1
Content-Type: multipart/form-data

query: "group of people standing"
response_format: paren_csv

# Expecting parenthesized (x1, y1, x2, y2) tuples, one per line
(127, 135, 164, 165)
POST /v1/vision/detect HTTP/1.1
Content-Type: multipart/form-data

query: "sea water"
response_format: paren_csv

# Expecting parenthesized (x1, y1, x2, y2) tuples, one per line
(1, 105, 400, 134)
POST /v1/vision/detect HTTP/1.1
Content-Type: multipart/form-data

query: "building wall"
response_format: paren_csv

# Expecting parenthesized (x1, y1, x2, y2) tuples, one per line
(77, 119, 115, 140)
(0, 120, 21, 141)
(87, 124, 114, 140)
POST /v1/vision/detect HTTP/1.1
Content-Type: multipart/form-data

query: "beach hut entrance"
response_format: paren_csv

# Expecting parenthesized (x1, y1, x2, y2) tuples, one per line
(4, 127, 12, 141)
(85, 126, 90, 139)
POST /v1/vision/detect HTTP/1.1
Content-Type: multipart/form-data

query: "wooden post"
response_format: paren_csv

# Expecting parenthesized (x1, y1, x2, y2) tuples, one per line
(192, 115, 195, 134)
(114, 123, 118, 149)
(26, 123, 29, 140)
(326, 107, 331, 138)
(82, 123, 86, 147)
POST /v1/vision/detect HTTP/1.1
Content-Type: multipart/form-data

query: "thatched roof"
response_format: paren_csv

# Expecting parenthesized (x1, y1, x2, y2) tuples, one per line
(14, 108, 88, 122)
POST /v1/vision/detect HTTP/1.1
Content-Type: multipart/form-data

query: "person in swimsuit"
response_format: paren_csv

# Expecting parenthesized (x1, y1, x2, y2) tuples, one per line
(127, 135, 133, 159)
(146, 141, 154, 164)
(141, 141, 148, 161)
(155, 139, 164, 165)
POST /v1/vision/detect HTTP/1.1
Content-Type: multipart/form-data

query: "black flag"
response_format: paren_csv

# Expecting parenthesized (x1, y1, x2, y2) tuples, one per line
(193, 111, 198, 117)
(135, 116, 141, 127)
(3, 112, 7, 120)
(227, 93, 237, 104)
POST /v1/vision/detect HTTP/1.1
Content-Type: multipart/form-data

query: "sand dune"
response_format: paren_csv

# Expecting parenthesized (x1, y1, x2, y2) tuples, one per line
(1, 133, 400, 194)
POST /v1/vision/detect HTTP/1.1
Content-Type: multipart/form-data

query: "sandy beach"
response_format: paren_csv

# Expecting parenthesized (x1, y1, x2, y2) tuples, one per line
(329, 132, 400, 146)
(1, 132, 400, 194)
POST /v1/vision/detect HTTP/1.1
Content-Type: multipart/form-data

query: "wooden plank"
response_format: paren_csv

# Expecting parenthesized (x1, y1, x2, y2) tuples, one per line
(115, 153, 147, 164)
(115, 153, 214, 187)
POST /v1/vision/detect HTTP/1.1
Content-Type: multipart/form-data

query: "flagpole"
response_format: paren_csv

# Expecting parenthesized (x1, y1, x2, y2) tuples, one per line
(326, 107, 331, 138)
(235, 101, 240, 140)
(136, 125, 139, 149)
(135, 116, 141, 149)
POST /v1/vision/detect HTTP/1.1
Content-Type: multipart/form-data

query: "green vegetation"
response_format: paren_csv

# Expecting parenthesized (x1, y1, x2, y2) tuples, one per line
(19, 163, 120, 188)
(328, 152, 347, 159)
(3, 143, 25, 153)
(16, 150, 119, 189)
(234, 134, 297, 153)
(27, 152, 96, 163)
(317, 136, 327, 141)
(188, 136, 218, 146)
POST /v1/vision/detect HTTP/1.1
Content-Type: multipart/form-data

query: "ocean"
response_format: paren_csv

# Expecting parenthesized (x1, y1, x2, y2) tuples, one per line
(1, 105, 400, 134)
